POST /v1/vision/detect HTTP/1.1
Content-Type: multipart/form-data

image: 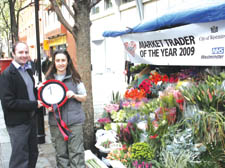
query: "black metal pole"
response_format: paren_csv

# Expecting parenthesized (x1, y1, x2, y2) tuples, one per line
(35, 0, 45, 144)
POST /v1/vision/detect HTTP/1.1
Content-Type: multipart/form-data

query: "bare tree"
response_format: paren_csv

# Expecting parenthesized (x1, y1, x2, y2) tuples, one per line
(8, 0, 35, 42)
(49, 0, 101, 149)
(0, 0, 11, 56)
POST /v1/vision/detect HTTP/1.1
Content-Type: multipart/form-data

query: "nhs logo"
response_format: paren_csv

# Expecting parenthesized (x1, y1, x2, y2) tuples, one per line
(212, 47, 224, 54)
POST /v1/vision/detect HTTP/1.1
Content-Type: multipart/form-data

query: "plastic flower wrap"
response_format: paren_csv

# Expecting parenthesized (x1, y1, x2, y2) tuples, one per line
(159, 86, 184, 112)
(95, 129, 117, 153)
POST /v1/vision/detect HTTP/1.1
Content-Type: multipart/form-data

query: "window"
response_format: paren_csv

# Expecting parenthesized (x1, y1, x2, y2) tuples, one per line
(104, 0, 112, 10)
(91, 6, 100, 14)
(121, 0, 134, 4)
(91, 0, 100, 14)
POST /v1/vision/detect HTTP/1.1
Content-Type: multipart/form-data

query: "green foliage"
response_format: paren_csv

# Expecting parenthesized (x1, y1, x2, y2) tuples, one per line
(162, 128, 205, 161)
(111, 91, 122, 104)
(149, 82, 168, 98)
(181, 75, 225, 112)
(182, 111, 225, 168)
(160, 150, 196, 168)
(196, 141, 225, 168)
(185, 111, 225, 145)
(130, 64, 148, 74)
(147, 119, 169, 156)
(104, 123, 112, 130)
(160, 94, 177, 108)
(140, 98, 160, 115)
(131, 142, 155, 161)
(0, 1, 10, 38)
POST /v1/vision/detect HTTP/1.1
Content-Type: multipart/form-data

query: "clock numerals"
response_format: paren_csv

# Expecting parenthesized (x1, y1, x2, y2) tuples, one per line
(48, 86, 53, 95)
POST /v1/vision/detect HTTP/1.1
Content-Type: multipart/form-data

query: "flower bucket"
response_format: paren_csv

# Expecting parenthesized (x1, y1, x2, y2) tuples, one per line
(155, 107, 176, 125)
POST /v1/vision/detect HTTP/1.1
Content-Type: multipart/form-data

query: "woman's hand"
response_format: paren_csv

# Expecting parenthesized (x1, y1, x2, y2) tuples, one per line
(66, 90, 75, 99)
(66, 90, 87, 102)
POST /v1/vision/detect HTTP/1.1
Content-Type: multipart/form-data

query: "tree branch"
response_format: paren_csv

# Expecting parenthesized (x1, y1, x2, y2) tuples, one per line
(18, 1, 34, 12)
(49, 0, 75, 38)
(0, 1, 10, 29)
(61, 0, 74, 18)
(89, 0, 101, 11)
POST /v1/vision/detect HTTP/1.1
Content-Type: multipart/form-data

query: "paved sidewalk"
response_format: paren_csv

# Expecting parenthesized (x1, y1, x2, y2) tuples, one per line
(0, 102, 56, 168)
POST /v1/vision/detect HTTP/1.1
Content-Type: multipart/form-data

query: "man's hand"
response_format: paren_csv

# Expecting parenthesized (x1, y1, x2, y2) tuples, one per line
(36, 82, 44, 90)
(37, 100, 43, 108)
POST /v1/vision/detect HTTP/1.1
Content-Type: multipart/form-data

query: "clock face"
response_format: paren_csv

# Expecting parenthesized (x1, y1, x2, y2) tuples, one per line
(38, 80, 68, 108)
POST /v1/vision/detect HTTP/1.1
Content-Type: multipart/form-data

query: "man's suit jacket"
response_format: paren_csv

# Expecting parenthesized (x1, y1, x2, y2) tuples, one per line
(1, 63, 38, 126)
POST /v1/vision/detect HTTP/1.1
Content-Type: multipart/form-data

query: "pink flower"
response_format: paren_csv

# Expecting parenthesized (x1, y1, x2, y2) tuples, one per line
(104, 104, 119, 113)
(122, 101, 130, 107)
(98, 118, 111, 124)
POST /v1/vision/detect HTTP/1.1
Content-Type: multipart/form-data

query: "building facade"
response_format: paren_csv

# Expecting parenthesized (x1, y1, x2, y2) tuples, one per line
(18, 0, 186, 116)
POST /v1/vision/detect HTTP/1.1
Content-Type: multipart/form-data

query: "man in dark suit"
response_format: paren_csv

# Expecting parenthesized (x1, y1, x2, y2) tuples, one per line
(1, 41, 43, 168)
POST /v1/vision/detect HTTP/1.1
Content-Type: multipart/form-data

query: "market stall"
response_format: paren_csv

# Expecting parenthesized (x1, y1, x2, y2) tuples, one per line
(91, 1, 225, 168)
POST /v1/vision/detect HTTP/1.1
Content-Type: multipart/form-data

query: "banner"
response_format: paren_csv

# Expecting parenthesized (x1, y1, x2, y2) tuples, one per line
(121, 20, 225, 66)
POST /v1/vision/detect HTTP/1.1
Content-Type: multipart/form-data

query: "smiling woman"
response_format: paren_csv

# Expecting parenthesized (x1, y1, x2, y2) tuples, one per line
(55, 53, 68, 75)
(44, 49, 87, 168)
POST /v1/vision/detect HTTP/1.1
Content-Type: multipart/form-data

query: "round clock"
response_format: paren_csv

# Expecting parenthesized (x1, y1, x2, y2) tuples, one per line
(38, 79, 68, 108)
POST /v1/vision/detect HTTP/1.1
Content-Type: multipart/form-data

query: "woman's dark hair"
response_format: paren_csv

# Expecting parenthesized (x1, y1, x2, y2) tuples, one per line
(45, 50, 81, 83)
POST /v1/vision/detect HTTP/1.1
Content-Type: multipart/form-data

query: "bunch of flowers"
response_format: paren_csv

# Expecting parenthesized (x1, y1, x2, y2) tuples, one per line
(177, 68, 203, 81)
(159, 86, 184, 109)
(139, 72, 169, 98)
(131, 142, 155, 165)
(122, 99, 146, 109)
(149, 72, 169, 84)
(104, 104, 120, 113)
(106, 145, 132, 167)
(98, 117, 111, 124)
(155, 106, 176, 125)
(100, 139, 113, 149)
(111, 109, 127, 122)
(181, 79, 225, 112)
(146, 119, 169, 155)
(97, 117, 111, 129)
(121, 99, 148, 121)
(124, 88, 146, 100)
(157, 86, 184, 123)
(132, 160, 152, 168)
(117, 122, 142, 146)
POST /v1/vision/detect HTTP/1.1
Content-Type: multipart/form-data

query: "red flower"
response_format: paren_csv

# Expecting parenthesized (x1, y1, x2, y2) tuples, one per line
(207, 89, 213, 102)
(162, 75, 169, 82)
(149, 134, 158, 139)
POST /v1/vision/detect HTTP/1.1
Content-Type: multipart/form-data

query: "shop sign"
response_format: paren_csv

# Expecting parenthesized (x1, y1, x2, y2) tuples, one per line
(121, 20, 225, 66)
(49, 35, 66, 47)
(43, 39, 49, 50)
